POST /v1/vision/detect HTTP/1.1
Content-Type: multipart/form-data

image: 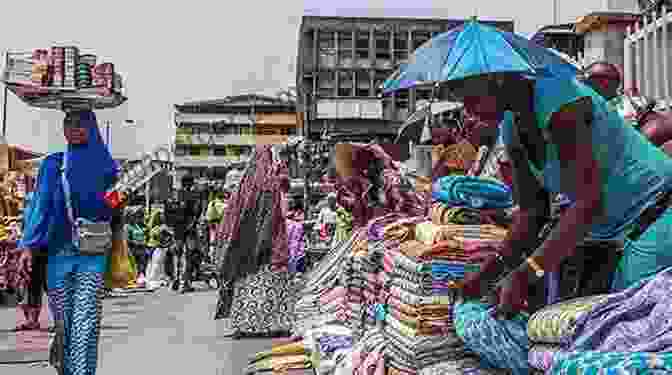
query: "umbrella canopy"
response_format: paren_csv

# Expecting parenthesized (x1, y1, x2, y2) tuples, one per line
(395, 101, 463, 146)
(383, 19, 580, 93)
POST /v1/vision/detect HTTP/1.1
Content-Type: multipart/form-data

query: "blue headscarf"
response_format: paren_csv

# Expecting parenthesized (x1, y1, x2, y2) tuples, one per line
(19, 110, 118, 251)
(64, 110, 118, 219)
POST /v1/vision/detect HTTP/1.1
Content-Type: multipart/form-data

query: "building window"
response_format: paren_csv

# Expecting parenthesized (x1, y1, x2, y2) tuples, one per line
(396, 90, 409, 109)
(317, 71, 335, 97)
(338, 71, 353, 97)
(375, 32, 391, 60)
(213, 147, 228, 156)
(416, 87, 432, 102)
(214, 123, 238, 135)
(413, 31, 430, 49)
(356, 31, 369, 60)
(191, 123, 210, 134)
(356, 71, 371, 97)
(319, 30, 336, 67)
(338, 32, 354, 67)
(394, 32, 408, 63)
(238, 125, 253, 135)
(174, 145, 188, 156)
(373, 70, 388, 95)
(176, 124, 194, 134)
(188, 146, 201, 156)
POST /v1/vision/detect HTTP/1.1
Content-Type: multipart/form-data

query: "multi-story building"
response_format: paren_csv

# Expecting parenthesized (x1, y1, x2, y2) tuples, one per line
(173, 94, 301, 186)
(530, 24, 584, 61)
(295, 16, 514, 141)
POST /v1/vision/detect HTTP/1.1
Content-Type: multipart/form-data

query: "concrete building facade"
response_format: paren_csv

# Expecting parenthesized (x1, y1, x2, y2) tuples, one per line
(295, 16, 514, 142)
(172, 94, 301, 185)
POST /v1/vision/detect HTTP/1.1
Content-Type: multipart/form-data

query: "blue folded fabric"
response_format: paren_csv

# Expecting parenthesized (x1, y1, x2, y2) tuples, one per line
(432, 263, 467, 280)
(432, 176, 513, 209)
(454, 300, 529, 375)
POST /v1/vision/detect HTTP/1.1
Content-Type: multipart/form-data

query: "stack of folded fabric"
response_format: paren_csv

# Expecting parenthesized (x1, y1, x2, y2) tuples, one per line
(431, 202, 512, 228)
(245, 341, 312, 374)
(332, 328, 387, 375)
(432, 176, 513, 210)
(383, 238, 472, 375)
(526, 295, 610, 373)
(341, 219, 394, 339)
(287, 220, 306, 273)
(419, 357, 513, 375)
(293, 229, 366, 337)
(302, 324, 354, 374)
(414, 222, 508, 246)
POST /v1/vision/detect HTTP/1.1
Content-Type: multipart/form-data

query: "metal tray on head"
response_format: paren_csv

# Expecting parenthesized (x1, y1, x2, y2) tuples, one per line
(3, 82, 126, 111)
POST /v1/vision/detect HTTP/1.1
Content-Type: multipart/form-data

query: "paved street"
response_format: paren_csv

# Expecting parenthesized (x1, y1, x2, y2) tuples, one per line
(0, 286, 291, 374)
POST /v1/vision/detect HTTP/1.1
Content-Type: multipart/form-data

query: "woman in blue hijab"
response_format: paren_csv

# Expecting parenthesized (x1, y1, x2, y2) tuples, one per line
(18, 110, 118, 375)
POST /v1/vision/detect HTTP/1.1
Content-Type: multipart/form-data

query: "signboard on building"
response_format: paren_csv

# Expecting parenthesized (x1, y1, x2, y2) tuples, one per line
(174, 155, 249, 168)
(315, 99, 383, 119)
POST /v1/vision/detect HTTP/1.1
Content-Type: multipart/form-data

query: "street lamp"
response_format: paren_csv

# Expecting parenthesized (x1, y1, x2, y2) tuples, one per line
(105, 119, 136, 147)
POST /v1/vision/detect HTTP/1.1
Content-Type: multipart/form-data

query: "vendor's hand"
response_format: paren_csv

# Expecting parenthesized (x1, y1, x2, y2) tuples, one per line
(493, 269, 529, 317)
(462, 254, 501, 298)
(17, 249, 32, 275)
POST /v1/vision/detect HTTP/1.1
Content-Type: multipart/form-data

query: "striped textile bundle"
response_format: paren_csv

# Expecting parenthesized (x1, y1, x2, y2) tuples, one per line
(414, 222, 508, 245)
(525, 295, 610, 372)
(383, 236, 469, 375)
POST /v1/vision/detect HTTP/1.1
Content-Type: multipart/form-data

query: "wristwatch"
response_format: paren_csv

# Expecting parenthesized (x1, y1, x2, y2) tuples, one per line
(526, 256, 545, 278)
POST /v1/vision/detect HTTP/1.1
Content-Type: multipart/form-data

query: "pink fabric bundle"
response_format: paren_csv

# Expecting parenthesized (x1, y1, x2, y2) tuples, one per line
(320, 286, 347, 305)
(353, 346, 386, 375)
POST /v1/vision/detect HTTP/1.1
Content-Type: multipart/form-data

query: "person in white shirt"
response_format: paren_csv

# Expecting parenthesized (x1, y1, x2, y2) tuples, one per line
(318, 193, 338, 238)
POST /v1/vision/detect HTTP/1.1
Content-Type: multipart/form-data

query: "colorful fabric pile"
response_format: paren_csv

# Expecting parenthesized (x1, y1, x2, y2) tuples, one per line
(245, 341, 312, 373)
(381, 220, 510, 375)
(334, 206, 353, 243)
(526, 267, 672, 374)
(432, 176, 513, 210)
(526, 295, 609, 373)
(288, 220, 306, 273)
(304, 324, 354, 373)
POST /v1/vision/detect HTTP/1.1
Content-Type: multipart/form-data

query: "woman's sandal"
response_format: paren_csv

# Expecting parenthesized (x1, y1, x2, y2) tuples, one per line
(13, 322, 40, 331)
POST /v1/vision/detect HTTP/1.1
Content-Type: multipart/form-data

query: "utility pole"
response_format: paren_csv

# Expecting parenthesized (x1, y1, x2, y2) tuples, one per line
(553, 0, 558, 24)
(2, 52, 8, 137)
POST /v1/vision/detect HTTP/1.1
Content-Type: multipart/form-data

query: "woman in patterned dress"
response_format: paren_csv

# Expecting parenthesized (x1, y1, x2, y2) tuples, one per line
(213, 144, 292, 335)
(17, 110, 119, 374)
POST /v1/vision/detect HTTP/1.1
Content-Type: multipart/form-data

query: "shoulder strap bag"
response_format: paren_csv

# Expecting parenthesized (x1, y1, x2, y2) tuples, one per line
(61, 152, 112, 255)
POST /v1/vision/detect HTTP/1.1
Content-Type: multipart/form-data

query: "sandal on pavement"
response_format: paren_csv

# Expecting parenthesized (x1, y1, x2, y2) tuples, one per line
(13, 322, 40, 331)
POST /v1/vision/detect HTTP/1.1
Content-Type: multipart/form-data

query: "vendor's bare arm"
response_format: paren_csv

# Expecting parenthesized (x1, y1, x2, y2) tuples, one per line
(503, 125, 549, 262)
(530, 98, 604, 272)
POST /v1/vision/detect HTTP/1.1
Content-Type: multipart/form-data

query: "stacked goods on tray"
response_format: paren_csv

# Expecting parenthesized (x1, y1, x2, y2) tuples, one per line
(2, 46, 125, 109)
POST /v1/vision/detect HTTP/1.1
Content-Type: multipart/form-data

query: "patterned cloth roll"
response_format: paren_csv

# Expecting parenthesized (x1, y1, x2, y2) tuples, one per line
(526, 295, 609, 345)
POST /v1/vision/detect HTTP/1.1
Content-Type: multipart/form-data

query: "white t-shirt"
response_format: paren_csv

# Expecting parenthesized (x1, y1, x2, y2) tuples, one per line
(318, 207, 338, 225)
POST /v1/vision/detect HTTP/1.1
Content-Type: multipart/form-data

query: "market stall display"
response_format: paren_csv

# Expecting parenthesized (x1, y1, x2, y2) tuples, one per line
(247, 140, 520, 375)
(0, 150, 40, 292)
(3, 48, 126, 110)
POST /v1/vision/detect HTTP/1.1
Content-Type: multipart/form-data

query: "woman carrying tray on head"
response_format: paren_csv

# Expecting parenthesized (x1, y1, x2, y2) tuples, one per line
(17, 110, 119, 374)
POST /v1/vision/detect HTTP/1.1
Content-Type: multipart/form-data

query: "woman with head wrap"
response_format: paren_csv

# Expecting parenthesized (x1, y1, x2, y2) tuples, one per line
(213, 144, 292, 336)
(334, 143, 427, 229)
(17, 110, 118, 374)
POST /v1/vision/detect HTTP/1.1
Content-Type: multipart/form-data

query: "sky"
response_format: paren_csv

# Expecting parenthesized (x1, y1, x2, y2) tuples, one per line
(0, 0, 606, 158)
